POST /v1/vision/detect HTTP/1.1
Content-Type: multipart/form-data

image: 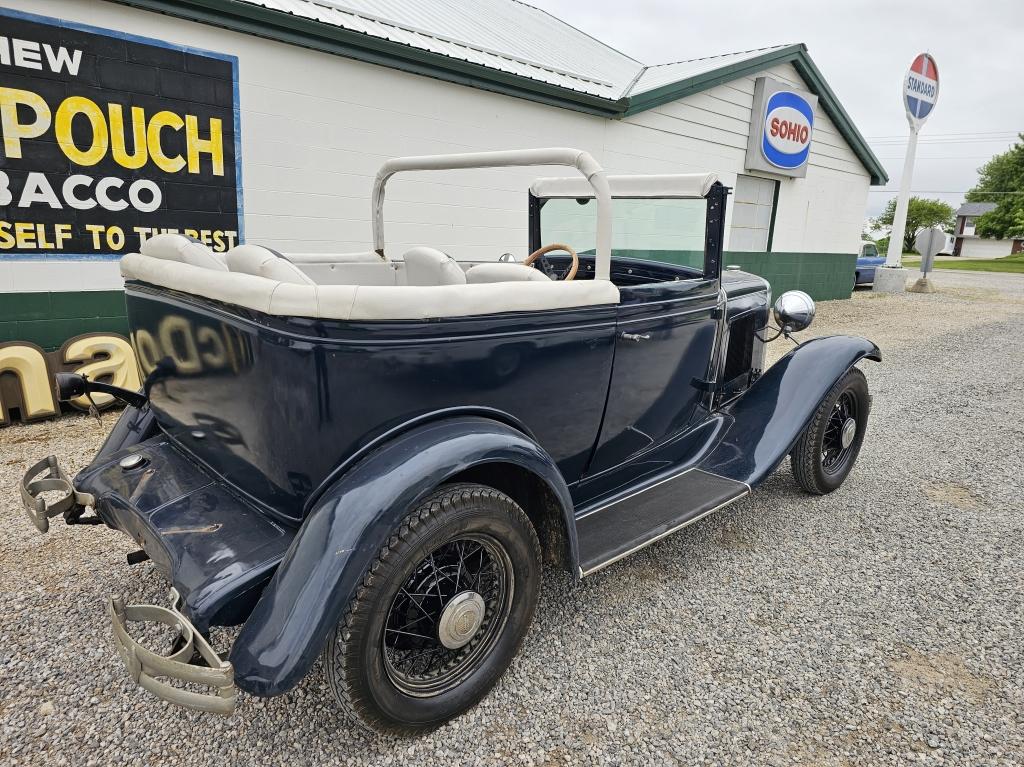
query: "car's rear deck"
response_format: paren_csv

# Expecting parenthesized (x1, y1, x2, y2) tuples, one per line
(75, 436, 295, 630)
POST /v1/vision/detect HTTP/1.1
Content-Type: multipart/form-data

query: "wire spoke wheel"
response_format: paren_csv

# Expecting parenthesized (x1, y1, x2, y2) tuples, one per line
(791, 368, 870, 495)
(326, 484, 541, 732)
(382, 534, 514, 697)
(821, 390, 859, 475)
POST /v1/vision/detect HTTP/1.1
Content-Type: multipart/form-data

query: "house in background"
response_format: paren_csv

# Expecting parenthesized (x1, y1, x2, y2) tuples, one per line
(952, 202, 1023, 258)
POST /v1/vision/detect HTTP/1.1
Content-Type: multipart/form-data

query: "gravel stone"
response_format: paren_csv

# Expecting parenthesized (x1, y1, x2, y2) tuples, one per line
(2, 270, 1023, 766)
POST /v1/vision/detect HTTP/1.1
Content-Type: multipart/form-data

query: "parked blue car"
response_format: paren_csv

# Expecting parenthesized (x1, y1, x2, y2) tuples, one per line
(855, 240, 886, 288)
(21, 148, 880, 732)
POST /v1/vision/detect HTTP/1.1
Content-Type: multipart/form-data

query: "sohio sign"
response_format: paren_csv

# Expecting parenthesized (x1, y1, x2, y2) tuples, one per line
(746, 77, 819, 179)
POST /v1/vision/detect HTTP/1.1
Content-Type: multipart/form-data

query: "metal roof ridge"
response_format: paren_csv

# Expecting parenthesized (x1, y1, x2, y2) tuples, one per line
(644, 43, 798, 70)
(619, 65, 648, 100)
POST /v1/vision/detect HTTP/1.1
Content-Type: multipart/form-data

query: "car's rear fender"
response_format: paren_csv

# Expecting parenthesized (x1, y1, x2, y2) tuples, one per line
(228, 416, 574, 697)
(699, 335, 881, 487)
(91, 403, 159, 463)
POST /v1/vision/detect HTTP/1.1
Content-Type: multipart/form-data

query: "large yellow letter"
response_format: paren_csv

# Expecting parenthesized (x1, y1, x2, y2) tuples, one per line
(109, 104, 148, 170)
(185, 115, 224, 176)
(54, 96, 109, 166)
(63, 335, 142, 409)
(0, 88, 51, 159)
(147, 110, 185, 173)
(0, 343, 57, 424)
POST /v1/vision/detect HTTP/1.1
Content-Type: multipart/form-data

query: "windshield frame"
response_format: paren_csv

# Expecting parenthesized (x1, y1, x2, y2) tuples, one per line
(528, 182, 727, 282)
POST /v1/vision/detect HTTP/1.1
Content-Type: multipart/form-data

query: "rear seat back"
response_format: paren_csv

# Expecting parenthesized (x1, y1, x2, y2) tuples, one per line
(225, 244, 315, 285)
(140, 233, 227, 271)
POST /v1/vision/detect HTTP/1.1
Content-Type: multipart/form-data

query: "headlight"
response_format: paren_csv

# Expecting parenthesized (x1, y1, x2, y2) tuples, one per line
(773, 290, 816, 333)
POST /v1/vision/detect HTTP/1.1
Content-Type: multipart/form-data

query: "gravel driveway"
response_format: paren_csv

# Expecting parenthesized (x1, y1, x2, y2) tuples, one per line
(2, 270, 1023, 766)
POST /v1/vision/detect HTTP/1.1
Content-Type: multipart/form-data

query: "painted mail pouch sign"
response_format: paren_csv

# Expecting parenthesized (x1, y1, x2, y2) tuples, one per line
(0, 9, 241, 256)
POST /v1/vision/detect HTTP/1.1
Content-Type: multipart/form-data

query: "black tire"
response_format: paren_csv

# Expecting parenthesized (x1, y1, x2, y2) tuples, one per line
(791, 367, 870, 495)
(325, 483, 542, 733)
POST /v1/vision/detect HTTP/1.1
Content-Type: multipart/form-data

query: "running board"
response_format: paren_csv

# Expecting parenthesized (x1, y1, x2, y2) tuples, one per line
(576, 468, 749, 576)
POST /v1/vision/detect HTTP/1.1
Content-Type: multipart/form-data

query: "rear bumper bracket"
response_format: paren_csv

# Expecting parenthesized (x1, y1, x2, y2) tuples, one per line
(20, 456, 96, 533)
(108, 588, 237, 715)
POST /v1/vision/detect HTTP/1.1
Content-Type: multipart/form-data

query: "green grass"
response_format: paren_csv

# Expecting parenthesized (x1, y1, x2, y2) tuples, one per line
(902, 253, 1024, 274)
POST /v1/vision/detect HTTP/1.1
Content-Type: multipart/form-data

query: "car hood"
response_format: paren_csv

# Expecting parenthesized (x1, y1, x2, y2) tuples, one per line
(722, 269, 770, 299)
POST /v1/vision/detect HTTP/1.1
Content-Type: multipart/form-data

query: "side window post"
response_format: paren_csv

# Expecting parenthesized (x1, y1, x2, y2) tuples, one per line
(528, 193, 543, 254)
(704, 182, 729, 280)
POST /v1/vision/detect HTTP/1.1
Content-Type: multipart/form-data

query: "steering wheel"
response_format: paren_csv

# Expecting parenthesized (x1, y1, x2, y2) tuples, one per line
(523, 243, 578, 281)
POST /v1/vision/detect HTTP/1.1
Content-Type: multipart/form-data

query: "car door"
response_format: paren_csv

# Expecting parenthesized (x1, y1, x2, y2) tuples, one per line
(582, 275, 721, 482)
(531, 181, 728, 499)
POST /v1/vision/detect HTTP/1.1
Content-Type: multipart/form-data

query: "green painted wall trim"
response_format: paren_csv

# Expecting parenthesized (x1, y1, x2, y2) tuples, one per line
(0, 292, 128, 351)
(723, 251, 857, 301)
(109, 1, 886, 184)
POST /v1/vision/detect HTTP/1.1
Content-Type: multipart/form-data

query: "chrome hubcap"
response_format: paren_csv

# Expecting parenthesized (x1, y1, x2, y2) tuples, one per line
(437, 591, 485, 649)
(840, 417, 857, 449)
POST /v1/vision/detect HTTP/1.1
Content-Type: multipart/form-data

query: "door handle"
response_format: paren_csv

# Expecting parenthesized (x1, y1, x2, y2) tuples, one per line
(620, 332, 651, 342)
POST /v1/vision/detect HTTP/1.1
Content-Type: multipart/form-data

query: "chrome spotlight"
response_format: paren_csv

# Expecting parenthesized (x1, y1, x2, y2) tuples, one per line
(773, 290, 816, 333)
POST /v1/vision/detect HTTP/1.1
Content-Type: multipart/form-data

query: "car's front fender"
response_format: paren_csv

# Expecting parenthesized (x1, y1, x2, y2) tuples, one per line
(228, 416, 573, 697)
(699, 335, 880, 487)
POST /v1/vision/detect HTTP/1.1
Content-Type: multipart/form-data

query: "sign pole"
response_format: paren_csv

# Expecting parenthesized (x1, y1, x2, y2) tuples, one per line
(884, 125, 919, 267)
(908, 226, 944, 293)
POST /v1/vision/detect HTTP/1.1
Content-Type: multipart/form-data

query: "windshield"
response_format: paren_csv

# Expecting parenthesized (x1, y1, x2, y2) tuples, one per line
(540, 197, 707, 271)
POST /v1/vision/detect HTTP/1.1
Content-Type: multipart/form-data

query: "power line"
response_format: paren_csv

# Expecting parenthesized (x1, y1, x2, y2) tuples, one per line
(874, 156, 994, 161)
(867, 189, 1024, 194)
(870, 137, 1020, 146)
(865, 129, 1021, 139)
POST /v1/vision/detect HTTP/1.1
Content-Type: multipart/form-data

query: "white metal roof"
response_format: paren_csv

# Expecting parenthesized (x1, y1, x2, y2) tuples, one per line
(239, 0, 787, 99)
(194, 0, 884, 182)
(242, 0, 639, 96)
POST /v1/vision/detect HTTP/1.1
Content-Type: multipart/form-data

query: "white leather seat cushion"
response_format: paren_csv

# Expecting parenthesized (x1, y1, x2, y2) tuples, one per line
(402, 246, 466, 286)
(226, 244, 315, 285)
(465, 262, 551, 284)
(300, 262, 399, 286)
(140, 233, 227, 271)
(287, 251, 382, 264)
(121, 253, 620, 320)
(348, 281, 615, 319)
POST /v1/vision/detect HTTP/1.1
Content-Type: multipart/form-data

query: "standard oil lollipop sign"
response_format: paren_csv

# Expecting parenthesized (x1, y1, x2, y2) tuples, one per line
(903, 53, 939, 128)
(0, 9, 242, 257)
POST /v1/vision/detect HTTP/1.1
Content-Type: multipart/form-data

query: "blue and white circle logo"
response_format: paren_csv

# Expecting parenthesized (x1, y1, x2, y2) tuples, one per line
(762, 91, 815, 170)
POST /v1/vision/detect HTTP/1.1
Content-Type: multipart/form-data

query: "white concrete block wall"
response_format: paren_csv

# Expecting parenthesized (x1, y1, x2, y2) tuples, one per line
(3, 0, 872, 294)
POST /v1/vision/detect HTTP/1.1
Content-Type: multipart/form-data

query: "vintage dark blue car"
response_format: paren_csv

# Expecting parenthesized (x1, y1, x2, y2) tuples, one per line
(21, 148, 879, 731)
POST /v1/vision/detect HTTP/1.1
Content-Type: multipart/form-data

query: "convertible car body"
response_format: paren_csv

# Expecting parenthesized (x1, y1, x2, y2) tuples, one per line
(21, 148, 879, 730)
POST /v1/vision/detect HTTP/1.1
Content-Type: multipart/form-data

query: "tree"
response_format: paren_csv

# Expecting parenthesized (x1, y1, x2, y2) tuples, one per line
(966, 135, 1024, 240)
(872, 197, 955, 253)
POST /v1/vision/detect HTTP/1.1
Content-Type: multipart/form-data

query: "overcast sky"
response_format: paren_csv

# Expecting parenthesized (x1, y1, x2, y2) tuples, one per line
(530, 0, 1023, 219)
